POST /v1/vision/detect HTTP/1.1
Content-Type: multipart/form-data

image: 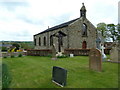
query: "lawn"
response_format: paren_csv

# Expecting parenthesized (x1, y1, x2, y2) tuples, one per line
(2, 56, 118, 88)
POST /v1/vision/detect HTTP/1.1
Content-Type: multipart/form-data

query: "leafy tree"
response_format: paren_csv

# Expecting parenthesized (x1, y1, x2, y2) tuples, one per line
(97, 23, 109, 41)
(12, 43, 20, 52)
(20, 42, 34, 50)
(97, 23, 120, 42)
(1, 47, 8, 52)
(107, 24, 119, 42)
(117, 24, 120, 42)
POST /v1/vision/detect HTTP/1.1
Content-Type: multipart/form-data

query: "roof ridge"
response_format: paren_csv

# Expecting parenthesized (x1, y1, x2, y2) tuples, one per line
(34, 18, 79, 36)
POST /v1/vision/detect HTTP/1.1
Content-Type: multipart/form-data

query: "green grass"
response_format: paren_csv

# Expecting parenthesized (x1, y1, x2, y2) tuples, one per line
(2, 56, 118, 88)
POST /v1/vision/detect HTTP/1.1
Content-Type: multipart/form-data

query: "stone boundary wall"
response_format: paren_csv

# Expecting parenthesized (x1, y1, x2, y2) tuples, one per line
(27, 49, 52, 56)
(1, 52, 27, 57)
(64, 48, 111, 56)
(26, 48, 111, 56)
(64, 49, 90, 56)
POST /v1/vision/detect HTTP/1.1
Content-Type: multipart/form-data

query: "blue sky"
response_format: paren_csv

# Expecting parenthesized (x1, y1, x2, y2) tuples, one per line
(0, 0, 119, 41)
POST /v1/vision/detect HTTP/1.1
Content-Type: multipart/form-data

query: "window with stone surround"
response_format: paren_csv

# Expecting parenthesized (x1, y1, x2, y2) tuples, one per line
(43, 36, 46, 46)
(50, 35, 53, 46)
(82, 23, 87, 36)
(39, 37, 41, 46)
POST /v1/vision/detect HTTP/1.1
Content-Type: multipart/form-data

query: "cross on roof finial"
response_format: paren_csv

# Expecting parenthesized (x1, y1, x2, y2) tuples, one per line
(82, 3, 84, 6)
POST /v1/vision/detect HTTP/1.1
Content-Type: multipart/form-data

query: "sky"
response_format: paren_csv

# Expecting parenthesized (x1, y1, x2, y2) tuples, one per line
(0, 0, 119, 41)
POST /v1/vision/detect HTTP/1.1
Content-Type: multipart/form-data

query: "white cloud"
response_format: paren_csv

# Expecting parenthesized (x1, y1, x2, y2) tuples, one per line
(0, 0, 119, 41)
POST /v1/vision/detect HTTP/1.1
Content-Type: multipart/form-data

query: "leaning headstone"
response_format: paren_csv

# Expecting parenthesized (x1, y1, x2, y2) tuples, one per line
(52, 66, 67, 87)
(89, 48, 102, 72)
(51, 44, 57, 60)
(110, 44, 120, 63)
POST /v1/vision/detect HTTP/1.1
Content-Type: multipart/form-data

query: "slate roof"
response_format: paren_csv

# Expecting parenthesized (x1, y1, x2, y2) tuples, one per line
(34, 18, 79, 36)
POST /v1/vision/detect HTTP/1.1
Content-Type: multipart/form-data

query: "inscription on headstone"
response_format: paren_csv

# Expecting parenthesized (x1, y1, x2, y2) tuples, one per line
(89, 48, 102, 72)
(52, 66, 67, 87)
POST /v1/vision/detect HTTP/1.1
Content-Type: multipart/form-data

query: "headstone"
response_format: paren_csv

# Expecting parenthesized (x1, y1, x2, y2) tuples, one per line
(100, 44, 107, 61)
(110, 44, 120, 63)
(89, 48, 102, 72)
(70, 54, 74, 57)
(51, 44, 57, 60)
(52, 66, 67, 87)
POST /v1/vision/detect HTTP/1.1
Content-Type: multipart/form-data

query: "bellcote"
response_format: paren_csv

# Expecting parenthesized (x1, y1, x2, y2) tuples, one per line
(80, 3, 86, 18)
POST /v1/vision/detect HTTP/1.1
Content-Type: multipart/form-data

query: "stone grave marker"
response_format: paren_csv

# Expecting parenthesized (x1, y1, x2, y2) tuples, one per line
(100, 44, 107, 61)
(110, 44, 120, 63)
(51, 44, 57, 60)
(89, 48, 102, 72)
(70, 54, 74, 57)
(52, 66, 67, 87)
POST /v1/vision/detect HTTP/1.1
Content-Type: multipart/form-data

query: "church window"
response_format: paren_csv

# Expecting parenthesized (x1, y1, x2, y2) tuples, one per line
(50, 35, 53, 46)
(39, 37, 41, 46)
(43, 36, 46, 46)
(82, 23, 87, 36)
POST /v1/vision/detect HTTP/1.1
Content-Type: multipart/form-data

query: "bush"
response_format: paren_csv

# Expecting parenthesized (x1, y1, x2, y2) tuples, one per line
(3, 56, 7, 58)
(57, 55, 68, 58)
(11, 55, 14, 58)
(2, 63, 12, 88)
(47, 54, 52, 57)
(1, 47, 8, 52)
(18, 54, 22, 57)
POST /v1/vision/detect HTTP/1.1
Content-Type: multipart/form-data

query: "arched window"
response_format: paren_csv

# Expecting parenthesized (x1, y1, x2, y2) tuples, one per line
(43, 37, 46, 46)
(39, 37, 41, 46)
(50, 35, 53, 46)
(82, 23, 87, 36)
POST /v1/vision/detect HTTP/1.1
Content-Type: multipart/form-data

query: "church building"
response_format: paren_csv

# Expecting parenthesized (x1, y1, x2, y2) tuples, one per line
(34, 3, 98, 52)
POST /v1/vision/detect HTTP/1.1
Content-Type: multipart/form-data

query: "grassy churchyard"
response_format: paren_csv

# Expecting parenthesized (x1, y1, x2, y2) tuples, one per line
(2, 56, 118, 88)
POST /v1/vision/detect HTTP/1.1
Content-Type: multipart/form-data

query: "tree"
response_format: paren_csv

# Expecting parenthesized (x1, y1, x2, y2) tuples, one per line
(20, 42, 34, 50)
(97, 23, 109, 41)
(107, 24, 119, 42)
(117, 24, 120, 42)
(12, 43, 20, 52)
(97, 23, 120, 42)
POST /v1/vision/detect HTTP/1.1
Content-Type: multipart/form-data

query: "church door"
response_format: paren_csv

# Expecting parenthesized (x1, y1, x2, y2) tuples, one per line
(82, 41, 87, 49)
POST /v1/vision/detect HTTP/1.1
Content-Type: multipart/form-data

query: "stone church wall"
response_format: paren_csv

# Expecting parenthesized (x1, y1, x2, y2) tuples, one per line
(34, 27, 68, 52)
(67, 18, 97, 49)
(34, 18, 97, 51)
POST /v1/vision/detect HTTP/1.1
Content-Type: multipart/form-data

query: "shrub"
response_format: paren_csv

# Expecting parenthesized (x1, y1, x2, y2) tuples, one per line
(1, 47, 8, 52)
(57, 55, 68, 58)
(3, 56, 7, 58)
(18, 54, 22, 57)
(47, 54, 52, 57)
(11, 55, 14, 58)
(2, 63, 12, 88)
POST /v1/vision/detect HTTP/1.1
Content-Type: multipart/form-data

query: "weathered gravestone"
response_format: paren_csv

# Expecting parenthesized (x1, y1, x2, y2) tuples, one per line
(51, 44, 57, 60)
(52, 66, 67, 87)
(89, 48, 102, 72)
(110, 44, 120, 63)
